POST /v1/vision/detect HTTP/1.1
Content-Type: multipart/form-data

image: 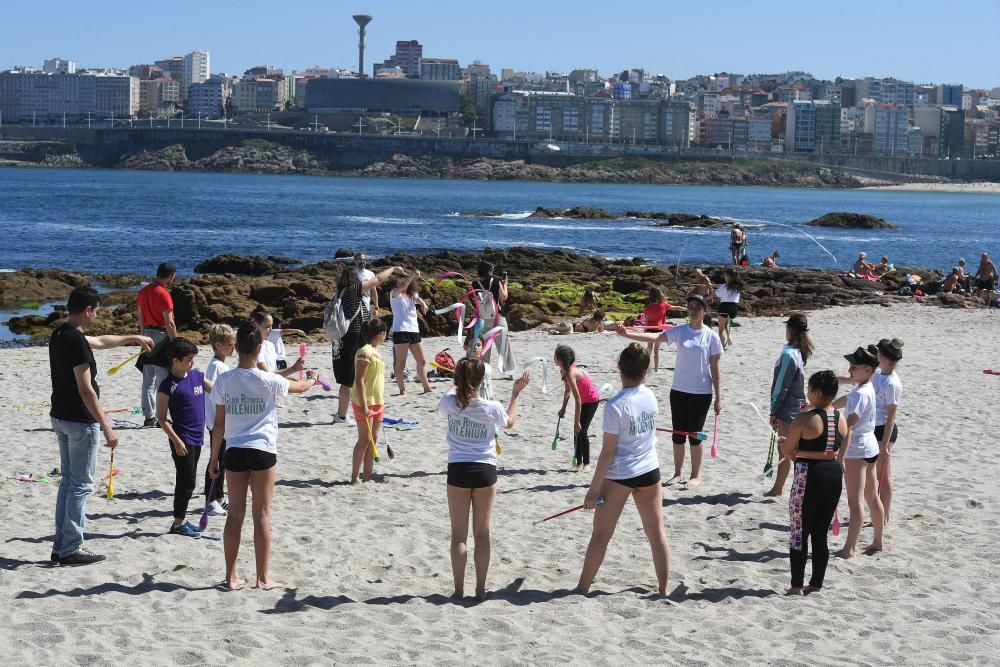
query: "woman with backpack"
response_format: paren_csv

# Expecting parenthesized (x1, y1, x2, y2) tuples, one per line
(473, 261, 516, 373)
(330, 264, 400, 425)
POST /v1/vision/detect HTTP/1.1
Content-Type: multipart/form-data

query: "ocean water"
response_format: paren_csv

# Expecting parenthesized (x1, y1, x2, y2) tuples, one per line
(1, 167, 996, 275)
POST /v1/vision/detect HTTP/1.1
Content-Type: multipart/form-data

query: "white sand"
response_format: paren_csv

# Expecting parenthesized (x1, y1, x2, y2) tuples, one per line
(2, 303, 998, 664)
(862, 182, 1000, 194)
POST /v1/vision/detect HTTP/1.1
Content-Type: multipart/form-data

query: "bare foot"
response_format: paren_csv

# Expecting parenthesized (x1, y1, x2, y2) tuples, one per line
(786, 587, 805, 596)
(397, 389, 406, 396)
(421, 387, 433, 394)
(255, 577, 282, 591)
(664, 474, 683, 486)
(864, 543, 883, 555)
(581, 464, 590, 472)
(763, 488, 783, 497)
(834, 548, 854, 559)
(686, 476, 702, 488)
(224, 577, 247, 591)
(351, 477, 361, 485)
(803, 585, 821, 594)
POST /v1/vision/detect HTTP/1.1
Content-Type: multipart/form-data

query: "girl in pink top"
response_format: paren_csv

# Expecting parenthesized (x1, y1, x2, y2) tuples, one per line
(555, 344, 601, 471)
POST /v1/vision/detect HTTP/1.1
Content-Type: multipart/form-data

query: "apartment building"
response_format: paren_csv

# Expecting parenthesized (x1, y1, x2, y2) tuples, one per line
(0, 69, 137, 121)
(863, 103, 910, 154)
(182, 50, 210, 98)
(420, 58, 460, 81)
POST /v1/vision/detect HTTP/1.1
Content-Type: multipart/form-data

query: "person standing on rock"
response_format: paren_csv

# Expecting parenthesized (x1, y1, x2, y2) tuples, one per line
(137, 262, 177, 428)
(332, 264, 401, 425)
(730, 224, 747, 265)
(50, 286, 153, 565)
(473, 261, 516, 373)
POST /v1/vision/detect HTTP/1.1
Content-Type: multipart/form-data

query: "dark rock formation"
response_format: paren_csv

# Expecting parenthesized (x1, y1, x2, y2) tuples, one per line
(334, 248, 354, 259)
(626, 212, 731, 228)
(194, 254, 280, 276)
(806, 212, 900, 230)
(528, 207, 619, 220)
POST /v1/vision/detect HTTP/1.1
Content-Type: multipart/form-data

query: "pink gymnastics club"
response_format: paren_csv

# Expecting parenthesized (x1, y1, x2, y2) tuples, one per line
(710, 414, 719, 458)
(299, 343, 306, 381)
(831, 507, 841, 536)
(983, 369, 1000, 376)
(314, 376, 333, 391)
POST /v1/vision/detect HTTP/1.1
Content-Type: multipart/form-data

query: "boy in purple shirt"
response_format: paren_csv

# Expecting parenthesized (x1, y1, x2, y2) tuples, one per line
(157, 338, 213, 537)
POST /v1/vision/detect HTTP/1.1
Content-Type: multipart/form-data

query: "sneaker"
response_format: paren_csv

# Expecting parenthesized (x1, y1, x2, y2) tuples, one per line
(220, 499, 230, 511)
(142, 417, 159, 429)
(208, 500, 227, 517)
(50, 551, 59, 563)
(169, 521, 201, 538)
(57, 548, 106, 566)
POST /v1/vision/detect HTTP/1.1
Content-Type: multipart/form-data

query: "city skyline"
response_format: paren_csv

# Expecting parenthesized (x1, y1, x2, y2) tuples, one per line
(1, 1, 997, 88)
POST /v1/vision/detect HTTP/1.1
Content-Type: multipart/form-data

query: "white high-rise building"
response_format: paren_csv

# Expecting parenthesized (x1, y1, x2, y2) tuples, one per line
(182, 50, 210, 97)
(43, 58, 76, 74)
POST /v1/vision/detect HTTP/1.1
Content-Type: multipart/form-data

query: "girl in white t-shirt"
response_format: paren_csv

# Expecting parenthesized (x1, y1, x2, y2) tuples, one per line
(208, 319, 317, 591)
(437, 358, 529, 601)
(618, 294, 723, 487)
(576, 343, 671, 596)
(873, 337, 903, 524)
(390, 270, 432, 395)
(250, 311, 304, 379)
(714, 267, 743, 349)
(834, 345, 884, 559)
(266, 314, 306, 370)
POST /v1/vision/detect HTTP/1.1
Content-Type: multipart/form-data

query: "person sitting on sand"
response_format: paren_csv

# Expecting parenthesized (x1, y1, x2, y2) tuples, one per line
(762, 250, 780, 268)
(780, 370, 846, 596)
(617, 294, 722, 487)
(941, 268, 961, 294)
(578, 289, 599, 317)
(209, 319, 317, 590)
(956, 258, 972, 294)
(574, 309, 606, 333)
(438, 359, 529, 601)
(833, 345, 884, 559)
(575, 343, 671, 596)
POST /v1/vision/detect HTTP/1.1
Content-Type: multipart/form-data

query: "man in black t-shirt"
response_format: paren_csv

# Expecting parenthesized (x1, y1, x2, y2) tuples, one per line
(49, 286, 152, 566)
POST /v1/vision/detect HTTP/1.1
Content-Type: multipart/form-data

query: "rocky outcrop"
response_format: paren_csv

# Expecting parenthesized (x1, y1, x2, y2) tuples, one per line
(194, 254, 281, 276)
(5, 248, 979, 346)
(626, 212, 731, 228)
(806, 212, 900, 230)
(121, 140, 328, 175)
(527, 207, 619, 220)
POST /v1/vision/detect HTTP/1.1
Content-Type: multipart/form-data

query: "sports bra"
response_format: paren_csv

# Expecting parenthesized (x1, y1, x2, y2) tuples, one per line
(797, 408, 842, 453)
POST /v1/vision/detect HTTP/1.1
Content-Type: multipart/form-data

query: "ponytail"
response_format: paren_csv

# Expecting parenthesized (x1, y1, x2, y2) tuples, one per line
(361, 318, 387, 344)
(790, 330, 814, 364)
(453, 357, 485, 409)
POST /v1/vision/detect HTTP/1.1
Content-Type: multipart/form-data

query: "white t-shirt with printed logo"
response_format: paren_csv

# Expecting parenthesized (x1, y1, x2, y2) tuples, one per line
(603, 385, 660, 480)
(437, 393, 508, 466)
(661, 324, 723, 394)
(204, 356, 229, 427)
(214, 367, 289, 454)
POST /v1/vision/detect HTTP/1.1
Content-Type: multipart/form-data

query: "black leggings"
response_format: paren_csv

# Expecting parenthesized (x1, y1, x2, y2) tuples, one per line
(204, 430, 226, 502)
(169, 441, 203, 520)
(789, 459, 843, 589)
(669, 390, 713, 445)
(574, 401, 600, 465)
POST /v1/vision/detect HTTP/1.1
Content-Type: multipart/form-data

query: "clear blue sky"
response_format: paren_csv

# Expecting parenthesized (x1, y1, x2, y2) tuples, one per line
(3, 0, 996, 88)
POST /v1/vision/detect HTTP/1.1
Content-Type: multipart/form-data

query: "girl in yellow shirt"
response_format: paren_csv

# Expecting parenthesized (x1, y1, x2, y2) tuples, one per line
(352, 319, 387, 484)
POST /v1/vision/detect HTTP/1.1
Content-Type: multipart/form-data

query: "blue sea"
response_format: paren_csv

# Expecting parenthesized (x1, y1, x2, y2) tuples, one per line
(0, 167, 996, 275)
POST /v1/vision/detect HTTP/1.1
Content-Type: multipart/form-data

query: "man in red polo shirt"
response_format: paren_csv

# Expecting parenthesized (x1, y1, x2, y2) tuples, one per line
(137, 262, 177, 427)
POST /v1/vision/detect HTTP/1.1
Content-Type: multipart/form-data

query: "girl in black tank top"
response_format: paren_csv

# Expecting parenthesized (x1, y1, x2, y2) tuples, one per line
(780, 371, 845, 596)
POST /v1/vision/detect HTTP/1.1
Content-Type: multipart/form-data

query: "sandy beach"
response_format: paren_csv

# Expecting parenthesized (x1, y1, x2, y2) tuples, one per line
(862, 182, 1000, 194)
(2, 303, 998, 664)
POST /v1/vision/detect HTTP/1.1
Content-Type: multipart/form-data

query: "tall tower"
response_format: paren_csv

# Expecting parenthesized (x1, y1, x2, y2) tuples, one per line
(353, 15, 372, 78)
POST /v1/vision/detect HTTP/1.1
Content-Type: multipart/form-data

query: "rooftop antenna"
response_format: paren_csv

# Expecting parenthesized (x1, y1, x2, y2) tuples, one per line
(353, 14, 373, 78)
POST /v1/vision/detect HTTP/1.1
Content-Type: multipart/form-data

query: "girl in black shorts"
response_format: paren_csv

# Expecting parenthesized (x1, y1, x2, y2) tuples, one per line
(576, 343, 671, 596)
(436, 358, 529, 601)
(208, 320, 317, 591)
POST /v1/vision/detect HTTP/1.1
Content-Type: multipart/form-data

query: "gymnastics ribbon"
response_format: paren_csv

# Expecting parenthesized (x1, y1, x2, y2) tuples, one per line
(434, 271, 472, 289)
(466, 320, 485, 359)
(479, 325, 508, 361)
(504, 356, 548, 393)
(749, 402, 789, 482)
(710, 414, 719, 458)
(534, 496, 604, 525)
(433, 303, 467, 342)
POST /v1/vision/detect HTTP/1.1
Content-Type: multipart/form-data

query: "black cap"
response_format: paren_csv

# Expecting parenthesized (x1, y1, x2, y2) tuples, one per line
(844, 346, 878, 367)
(877, 337, 903, 361)
(784, 313, 808, 332)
